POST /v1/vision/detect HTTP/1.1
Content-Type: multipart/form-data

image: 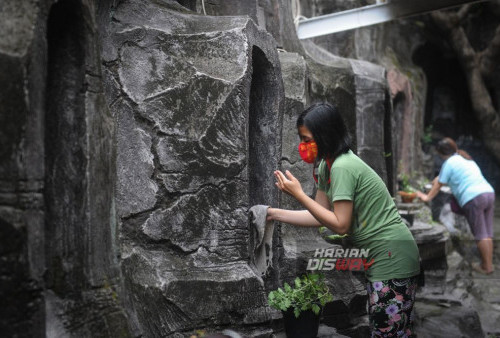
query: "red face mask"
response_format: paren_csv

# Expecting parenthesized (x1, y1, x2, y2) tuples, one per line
(298, 141, 318, 163)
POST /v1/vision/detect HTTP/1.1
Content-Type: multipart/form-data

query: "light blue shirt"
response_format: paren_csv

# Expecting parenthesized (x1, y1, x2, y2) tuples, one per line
(438, 154, 494, 207)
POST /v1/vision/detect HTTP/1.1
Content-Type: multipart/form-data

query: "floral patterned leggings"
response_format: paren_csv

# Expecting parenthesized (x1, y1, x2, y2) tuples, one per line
(366, 276, 418, 337)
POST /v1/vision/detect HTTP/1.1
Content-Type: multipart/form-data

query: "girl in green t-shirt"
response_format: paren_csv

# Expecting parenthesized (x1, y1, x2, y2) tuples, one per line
(267, 102, 420, 337)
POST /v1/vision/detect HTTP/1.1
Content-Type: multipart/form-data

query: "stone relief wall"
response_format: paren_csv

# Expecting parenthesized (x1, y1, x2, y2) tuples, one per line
(102, 1, 285, 335)
(1, 0, 396, 336)
(298, 0, 427, 178)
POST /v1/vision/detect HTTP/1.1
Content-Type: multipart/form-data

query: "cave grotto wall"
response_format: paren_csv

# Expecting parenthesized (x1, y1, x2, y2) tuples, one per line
(0, 0, 47, 333)
(1, 0, 396, 336)
(412, 2, 500, 191)
(101, 0, 391, 335)
(200, 2, 390, 335)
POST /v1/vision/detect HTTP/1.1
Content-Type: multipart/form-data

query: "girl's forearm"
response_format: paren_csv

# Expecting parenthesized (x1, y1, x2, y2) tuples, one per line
(268, 208, 322, 227)
(269, 194, 350, 235)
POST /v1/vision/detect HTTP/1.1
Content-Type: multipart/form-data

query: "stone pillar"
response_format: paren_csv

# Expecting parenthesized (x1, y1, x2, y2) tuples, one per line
(102, 0, 285, 335)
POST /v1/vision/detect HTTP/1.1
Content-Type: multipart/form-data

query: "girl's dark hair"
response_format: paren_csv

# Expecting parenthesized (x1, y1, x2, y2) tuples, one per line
(436, 137, 472, 160)
(296, 102, 351, 160)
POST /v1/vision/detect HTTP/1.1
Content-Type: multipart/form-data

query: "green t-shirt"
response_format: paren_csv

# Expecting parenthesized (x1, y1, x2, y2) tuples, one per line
(317, 150, 420, 281)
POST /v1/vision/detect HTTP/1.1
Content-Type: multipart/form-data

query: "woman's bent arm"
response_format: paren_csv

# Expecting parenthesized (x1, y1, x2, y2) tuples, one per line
(416, 176, 443, 202)
(272, 170, 353, 234)
(295, 192, 353, 235)
(267, 189, 353, 235)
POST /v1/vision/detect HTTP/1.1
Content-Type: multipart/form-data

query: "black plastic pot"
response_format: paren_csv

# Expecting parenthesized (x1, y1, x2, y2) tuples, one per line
(282, 308, 320, 338)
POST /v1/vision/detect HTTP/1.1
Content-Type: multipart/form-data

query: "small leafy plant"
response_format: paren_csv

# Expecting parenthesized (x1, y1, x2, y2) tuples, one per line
(399, 173, 415, 193)
(268, 273, 333, 318)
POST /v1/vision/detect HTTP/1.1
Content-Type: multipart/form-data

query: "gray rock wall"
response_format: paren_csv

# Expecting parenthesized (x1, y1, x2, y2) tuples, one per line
(1, 0, 396, 336)
(181, 0, 305, 53)
(0, 0, 130, 336)
(0, 0, 48, 332)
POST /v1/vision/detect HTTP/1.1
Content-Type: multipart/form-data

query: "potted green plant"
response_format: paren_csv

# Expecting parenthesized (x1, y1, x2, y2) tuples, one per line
(268, 273, 333, 338)
(398, 173, 417, 203)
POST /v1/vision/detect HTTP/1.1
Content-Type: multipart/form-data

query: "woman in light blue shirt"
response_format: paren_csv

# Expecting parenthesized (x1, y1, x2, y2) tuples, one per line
(417, 138, 495, 274)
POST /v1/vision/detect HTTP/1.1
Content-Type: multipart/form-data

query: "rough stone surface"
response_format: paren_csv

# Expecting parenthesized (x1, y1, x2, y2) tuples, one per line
(272, 323, 350, 338)
(188, 0, 305, 54)
(1, 0, 130, 336)
(410, 198, 500, 337)
(115, 99, 158, 218)
(414, 297, 485, 337)
(352, 59, 392, 189)
(410, 215, 450, 293)
(102, 0, 285, 335)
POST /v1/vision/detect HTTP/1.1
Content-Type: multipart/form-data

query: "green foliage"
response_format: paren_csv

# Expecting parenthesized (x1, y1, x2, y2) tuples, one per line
(399, 173, 415, 193)
(422, 124, 433, 144)
(268, 273, 334, 318)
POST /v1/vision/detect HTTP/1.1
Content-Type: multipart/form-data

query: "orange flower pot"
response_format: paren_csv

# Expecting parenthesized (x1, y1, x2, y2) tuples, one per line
(398, 191, 417, 203)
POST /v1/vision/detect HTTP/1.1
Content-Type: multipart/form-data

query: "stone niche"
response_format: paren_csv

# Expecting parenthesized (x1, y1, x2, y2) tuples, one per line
(1, 0, 129, 336)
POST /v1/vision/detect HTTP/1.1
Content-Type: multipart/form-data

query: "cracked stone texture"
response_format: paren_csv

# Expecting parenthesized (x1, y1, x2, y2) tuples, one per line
(116, 99, 158, 218)
(190, 0, 305, 54)
(103, 0, 284, 335)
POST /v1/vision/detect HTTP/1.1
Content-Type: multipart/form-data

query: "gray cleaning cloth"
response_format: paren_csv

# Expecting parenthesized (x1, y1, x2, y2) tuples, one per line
(249, 204, 274, 277)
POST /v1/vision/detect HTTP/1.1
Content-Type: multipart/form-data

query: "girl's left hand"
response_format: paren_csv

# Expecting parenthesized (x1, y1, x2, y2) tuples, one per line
(274, 170, 304, 198)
